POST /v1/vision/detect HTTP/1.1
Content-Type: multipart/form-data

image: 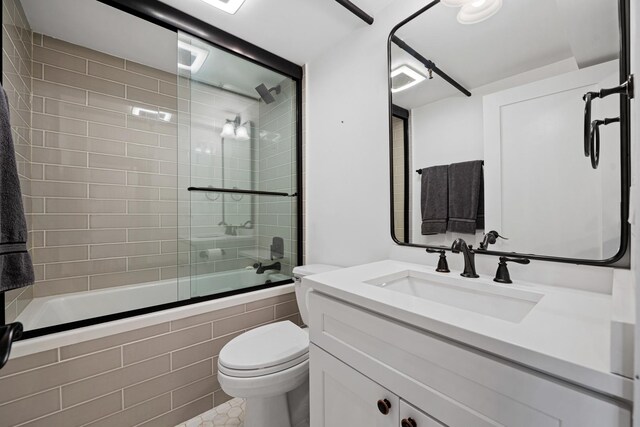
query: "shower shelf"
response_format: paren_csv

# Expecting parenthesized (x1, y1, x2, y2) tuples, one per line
(188, 187, 297, 197)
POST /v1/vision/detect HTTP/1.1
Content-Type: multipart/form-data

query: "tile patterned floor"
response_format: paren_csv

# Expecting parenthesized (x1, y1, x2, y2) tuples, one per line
(177, 398, 246, 427)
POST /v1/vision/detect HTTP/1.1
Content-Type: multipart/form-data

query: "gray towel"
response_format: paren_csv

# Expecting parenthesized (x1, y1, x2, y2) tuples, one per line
(0, 85, 34, 292)
(420, 165, 448, 235)
(448, 160, 484, 235)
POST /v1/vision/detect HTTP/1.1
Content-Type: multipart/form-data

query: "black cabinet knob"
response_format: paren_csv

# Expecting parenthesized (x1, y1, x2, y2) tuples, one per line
(377, 399, 391, 415)
(401, 418, 417, 427)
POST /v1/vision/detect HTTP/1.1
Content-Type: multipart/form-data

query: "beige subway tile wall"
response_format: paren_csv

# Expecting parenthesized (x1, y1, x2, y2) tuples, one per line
(392, 116, 406, 240)
(0, 292, 300, 426)
(2, 0, 34, 322)
(29, 33, 180, 298)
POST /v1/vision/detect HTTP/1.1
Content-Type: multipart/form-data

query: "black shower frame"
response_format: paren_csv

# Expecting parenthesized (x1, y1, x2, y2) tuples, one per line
(387, 0, 632, 267)
(0, 0, 304, 338)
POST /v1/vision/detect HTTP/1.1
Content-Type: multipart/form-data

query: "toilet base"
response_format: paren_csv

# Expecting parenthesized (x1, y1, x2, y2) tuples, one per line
(245, 394, 291, 427)
(243, 378, 309, 427)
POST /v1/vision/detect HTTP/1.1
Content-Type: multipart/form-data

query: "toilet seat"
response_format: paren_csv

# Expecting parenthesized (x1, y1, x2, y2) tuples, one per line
(218, 321, 309, 378)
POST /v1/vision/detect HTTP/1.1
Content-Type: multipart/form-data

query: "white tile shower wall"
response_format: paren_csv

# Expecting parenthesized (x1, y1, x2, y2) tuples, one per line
(29, 33, 181, 297)
(305, 0, 616, 293)
(257, 79, 297, 275)
(2, 0, 34, 322)
(178, 79, 263, 279)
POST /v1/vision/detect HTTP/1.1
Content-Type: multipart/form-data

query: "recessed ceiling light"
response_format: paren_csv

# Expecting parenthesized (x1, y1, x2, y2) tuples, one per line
(391, 65, 426, 93)
(177, 41, 209, 73)
(200, 0, 246, 14)
(457, 0, 502, 24)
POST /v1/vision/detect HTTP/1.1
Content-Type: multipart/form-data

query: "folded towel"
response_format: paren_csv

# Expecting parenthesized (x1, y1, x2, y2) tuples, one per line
(420, 165, 448, 235)
(0, 85, 34, 292)
(448, 160, 484, 235)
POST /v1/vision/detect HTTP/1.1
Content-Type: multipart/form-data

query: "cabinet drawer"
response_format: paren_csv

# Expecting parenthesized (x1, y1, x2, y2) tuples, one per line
(309, 292, 630, 427)
(400, 400, 446, 427)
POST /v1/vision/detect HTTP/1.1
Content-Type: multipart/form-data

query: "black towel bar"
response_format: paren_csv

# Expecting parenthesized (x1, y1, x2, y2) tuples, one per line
(416, 161, 484, 175)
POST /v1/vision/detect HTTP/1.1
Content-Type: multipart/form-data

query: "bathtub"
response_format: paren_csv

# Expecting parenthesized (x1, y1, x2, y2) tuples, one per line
(17, 269, 292, 331)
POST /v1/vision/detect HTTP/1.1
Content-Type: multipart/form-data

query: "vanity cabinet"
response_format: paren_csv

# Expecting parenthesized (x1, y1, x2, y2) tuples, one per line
(311, 343, 454, 427)
(308, 292, 631, 427)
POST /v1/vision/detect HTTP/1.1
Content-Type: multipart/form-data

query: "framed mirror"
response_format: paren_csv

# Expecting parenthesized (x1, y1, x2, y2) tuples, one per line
(388, 0, 631, 265)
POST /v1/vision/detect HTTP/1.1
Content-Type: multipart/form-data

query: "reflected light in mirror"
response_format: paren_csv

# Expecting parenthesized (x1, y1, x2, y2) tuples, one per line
(221, 120, 236, 138)
(131, 107, 172, 122)
(457, 0, 502, 24)
(177, 41, 209, 73)
(391, 65, 427, 93)
(235, 123, 251, 141)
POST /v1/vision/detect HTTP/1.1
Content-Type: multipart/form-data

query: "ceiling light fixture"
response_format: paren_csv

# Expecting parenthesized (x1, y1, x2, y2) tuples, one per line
(457, 0, 502, 24)
(177, 41, 209, 73)
(390, 65, 427, 93)
(199, 0, 246, 14)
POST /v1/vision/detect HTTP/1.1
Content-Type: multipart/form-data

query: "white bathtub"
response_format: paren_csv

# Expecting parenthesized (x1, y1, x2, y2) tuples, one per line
(17, 269, 291, 331)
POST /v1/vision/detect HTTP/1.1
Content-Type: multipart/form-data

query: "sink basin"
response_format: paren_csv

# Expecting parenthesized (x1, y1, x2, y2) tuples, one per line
(364, 270, 543, 323)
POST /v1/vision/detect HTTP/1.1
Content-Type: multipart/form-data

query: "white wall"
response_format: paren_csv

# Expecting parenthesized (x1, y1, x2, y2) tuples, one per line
(305, 0, 617, 294)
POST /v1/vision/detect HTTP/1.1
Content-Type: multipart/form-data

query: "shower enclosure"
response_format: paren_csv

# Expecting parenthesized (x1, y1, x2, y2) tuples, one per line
(1, 0, 301, 336)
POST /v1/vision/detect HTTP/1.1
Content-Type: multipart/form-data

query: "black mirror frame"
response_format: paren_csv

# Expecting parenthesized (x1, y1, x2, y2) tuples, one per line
(387, 0, 631, 267)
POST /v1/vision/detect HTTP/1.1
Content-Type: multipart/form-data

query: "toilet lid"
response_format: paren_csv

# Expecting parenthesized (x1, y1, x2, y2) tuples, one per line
(219, 321, 309, 373)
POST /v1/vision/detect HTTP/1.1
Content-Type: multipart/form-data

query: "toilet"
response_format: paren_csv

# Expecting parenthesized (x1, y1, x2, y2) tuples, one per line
(217, 264, 340, 427)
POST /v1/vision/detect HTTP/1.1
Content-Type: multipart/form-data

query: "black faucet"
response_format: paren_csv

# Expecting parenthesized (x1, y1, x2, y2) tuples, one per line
(254, 261, 281, 274)
(451, 238, 479, 278)
(494, 257, 530, 284)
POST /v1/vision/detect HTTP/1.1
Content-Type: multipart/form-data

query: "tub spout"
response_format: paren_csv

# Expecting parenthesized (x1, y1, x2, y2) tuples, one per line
(253, 262, 281, 274)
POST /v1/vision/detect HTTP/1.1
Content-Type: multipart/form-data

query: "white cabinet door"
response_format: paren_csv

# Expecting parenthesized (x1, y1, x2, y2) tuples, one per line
(400, 400, 446, 427)
(310, 344, 398, 427)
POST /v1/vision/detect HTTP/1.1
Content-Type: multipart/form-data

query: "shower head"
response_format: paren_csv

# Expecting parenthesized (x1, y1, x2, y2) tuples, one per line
(255, 84, 281, 104)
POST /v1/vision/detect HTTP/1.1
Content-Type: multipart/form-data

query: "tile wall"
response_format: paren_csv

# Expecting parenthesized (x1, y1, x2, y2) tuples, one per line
(28, 33, 181, 298)
(257, 78, 298, 274)
(2, 0, 34, 322)
(392, 116, 406, 240)
(0, 291, 300, 426)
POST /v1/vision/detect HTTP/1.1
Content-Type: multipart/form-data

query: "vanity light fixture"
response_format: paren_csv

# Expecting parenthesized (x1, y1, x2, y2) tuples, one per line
(457, 0, 502, 24)
(235, 122, 251, 141)
(131, 107, 172, 122)
(220, 115, 251, 140)
(177, 41, 209, 73)
(391, 65, 427, 93)
(199, 0, 246, 14)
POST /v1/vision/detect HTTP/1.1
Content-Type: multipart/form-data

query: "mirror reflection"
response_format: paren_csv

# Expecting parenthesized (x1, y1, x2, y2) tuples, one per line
(390, 0, 626, 261)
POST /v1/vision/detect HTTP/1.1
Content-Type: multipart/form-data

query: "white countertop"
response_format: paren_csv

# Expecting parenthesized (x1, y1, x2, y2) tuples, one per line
(306, 260, 633, 402)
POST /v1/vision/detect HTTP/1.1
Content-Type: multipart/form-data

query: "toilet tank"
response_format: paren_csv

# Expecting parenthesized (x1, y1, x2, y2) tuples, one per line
(292, 264, 340, 326)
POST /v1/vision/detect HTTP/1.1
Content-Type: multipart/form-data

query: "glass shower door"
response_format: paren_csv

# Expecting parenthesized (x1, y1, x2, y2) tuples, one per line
(177, 31, 298, 300)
